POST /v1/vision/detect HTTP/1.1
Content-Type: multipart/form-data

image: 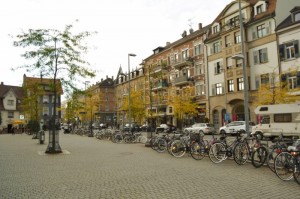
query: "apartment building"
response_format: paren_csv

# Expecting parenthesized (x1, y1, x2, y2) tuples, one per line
(0, 82, 24, 133)
(22, 74, 63, 128)
(143, 23, 209, 127)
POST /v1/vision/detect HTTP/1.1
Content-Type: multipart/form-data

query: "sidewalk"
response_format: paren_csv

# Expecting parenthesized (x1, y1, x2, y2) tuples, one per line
(1, 132, 299, 199)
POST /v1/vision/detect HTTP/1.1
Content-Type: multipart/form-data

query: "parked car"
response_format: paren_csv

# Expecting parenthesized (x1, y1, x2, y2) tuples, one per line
(219, 121, 256, 135)
(183, 123, 216, 135)
(156, 124, 177, 133)
(123, 123, 142, 132)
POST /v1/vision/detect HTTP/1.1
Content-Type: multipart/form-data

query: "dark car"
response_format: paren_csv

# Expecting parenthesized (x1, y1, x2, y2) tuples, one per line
(123, 123, 142, 133)
(156, 124, 177, 133)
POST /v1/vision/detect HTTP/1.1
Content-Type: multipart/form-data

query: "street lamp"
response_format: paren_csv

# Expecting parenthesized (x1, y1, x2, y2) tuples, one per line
(232, 0, 250, 137)
(128, 53, 136, 133)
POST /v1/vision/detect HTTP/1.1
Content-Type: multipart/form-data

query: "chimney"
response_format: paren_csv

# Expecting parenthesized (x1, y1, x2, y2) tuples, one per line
(1, 82, 3, 85)
(112, 76, 114, 80)
(198, 23, 202, 30)
(166, 42, 171, 46)
(106, 75, 108, 79)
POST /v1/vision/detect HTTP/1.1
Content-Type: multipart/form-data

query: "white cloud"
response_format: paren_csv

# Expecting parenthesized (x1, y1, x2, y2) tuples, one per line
(0, 0, 232, 89)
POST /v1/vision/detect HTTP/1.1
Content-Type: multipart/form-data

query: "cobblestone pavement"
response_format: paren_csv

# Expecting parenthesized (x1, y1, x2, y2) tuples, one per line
(0, 132, 299, 199)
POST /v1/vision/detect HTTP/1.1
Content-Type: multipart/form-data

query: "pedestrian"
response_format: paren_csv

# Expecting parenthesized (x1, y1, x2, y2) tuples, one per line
(11, 126, 15, 135)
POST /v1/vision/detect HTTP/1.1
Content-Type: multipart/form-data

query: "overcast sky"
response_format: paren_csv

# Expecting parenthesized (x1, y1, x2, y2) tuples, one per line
(0, 0, 232, 90)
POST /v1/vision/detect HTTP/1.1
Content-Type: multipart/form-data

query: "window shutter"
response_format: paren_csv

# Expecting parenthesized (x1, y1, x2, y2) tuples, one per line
(263, 48, 268, 62)
(279, 44, 285, 61)
(255, 76, 260, 90)
(252, 28, 257, 40)
(210, 46, 213, 55)
(253, 50, 258, 65)
(294, 40, 299, 58)
(212, 86, 215, 96)
(214, 63, 217, 74)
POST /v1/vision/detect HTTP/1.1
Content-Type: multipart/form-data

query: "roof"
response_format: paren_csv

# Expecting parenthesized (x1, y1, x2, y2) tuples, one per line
(276, 6, 300, 31)
(0, 83, 24, 111)
(255, 103, 300, 114)
(23, 75, 63, 94)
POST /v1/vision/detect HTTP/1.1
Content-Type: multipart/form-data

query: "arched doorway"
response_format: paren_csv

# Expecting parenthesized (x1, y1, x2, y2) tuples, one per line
(233, 104, 251, 121)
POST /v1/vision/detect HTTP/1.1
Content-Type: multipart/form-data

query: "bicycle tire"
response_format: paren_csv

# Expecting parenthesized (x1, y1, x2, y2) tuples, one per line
(251, 146, 268, 168)
(114, 134, 123, 143)
(170, 140, 186, 158)
(156, 138, 167, 153)
(234, 142, 250, 165)
(293, 159, 300, 185)
(274, 152, 294, 181)
(267, 148, 280, 173)
(190, 142, 205, 160)
(138, 135, 147, 144)
(209, 142, 226, 164)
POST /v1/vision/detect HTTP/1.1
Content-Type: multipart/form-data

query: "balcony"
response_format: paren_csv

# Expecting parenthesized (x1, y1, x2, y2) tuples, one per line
(172, 57, 193, 69)
(150, 65, 168, 74)
(152, 81, 168, 91)
(173, 75, 193, 86)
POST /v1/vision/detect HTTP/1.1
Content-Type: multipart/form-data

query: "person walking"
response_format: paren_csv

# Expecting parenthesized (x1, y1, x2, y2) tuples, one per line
(11, 126, 15, 135)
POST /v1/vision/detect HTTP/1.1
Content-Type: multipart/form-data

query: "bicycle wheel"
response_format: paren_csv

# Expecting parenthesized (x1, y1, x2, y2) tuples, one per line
(138, 135, 147, 144)
(190, 142, 205, 160)
(150, 137, 159, 150)
(114, 133, 123, 143)
(156, 138, 167, 153)
(274, 152, 294, 181)
(170, 140, 186, 158)
(234, 142, 250, 165)
(251, 146, 268, 168)
(266, 148, 278, 173)
(209, 142, 226, 164)
(293, 156, 300, 185)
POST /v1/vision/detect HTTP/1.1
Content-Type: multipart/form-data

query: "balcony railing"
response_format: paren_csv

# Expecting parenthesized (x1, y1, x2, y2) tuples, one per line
(152, 81, 168, 91)
(173, 75, 193, 86)
(171, 57, 193, 69)
(151, 65, 168, 74)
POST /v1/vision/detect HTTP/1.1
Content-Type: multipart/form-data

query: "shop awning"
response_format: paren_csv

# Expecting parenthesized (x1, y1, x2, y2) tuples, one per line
(12, 120, 26, 124)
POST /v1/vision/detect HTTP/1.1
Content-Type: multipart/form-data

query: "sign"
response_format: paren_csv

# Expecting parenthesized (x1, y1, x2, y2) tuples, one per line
(19, 115, 24, 120)
(225, 113, 230, 122)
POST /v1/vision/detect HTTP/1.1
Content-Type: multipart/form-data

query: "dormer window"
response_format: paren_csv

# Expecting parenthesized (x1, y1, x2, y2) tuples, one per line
(254, 2, 267, 16)
(212, 25, 219, 34)
(295, 12, 300, 22)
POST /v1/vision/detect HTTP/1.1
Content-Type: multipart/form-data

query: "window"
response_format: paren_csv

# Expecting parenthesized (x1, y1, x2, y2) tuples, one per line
(43, 95, 48, 103)
(43, 107, 49, 115)
(288, 76, 298, 90)
(213, 25, 218, 34)
(7, 100, 14, 106)
(252, 22, 270, 40)
(234, 32, 241, 44)
(216, 83, 223, 95)
(194, 44, 202, 56)
(181, 49, 189, 61)
(295, 13, 300, 22)
(211, 41, 221, 54)
(237, 77, 244, 91)
(8, 111, 14, 118)
(236, 58, 242, 67)
(279, 40, 299, 61)
(169, 107, 173, 114)
(195, 63, 204, 75)
(256, 4, 264, 15)
(214, 62, 222, 75)
(261, 74, 270, 85)
(226, 57, 232, 69)
(257, 24, 266, 38)
(229, 16, 239, 27)
(174, 54, 179, 62)
(274, 114, 292, 123)
(225, 35, 231, 47)
(254, 48, 268, 64)
(228, 79, 234, 92)
(196, 84, 206, 95)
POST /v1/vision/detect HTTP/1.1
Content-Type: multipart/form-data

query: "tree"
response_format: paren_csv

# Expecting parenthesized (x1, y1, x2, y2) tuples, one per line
(169, 87, 198, 129)
(252, 71, 299, 106)
(12, 21, 96, 153)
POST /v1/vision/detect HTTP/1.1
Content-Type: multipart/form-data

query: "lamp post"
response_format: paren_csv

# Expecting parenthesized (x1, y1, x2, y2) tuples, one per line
(232, 0, 249, 137)
(128, 53, 136, 133)
(84, 81, 90, 129)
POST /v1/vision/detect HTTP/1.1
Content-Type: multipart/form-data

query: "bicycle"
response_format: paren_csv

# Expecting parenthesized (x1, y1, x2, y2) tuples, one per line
(208, 130, 248, 164)
(190, 133, 218, 160)
(274, 139, 300, 182)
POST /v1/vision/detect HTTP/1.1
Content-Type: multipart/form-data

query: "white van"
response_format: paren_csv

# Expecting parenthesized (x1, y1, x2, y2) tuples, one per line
(252, 103, 300, 139)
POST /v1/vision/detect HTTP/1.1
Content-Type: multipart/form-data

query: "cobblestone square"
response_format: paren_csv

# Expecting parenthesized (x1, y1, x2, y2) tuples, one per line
(0, 132, 299, 199)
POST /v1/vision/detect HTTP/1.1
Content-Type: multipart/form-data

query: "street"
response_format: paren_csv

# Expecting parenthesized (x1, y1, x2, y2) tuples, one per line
(0, 132, 299, 199)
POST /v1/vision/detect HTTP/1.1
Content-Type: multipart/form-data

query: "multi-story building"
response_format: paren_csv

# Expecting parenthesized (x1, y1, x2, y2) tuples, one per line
(276, 5, 300, 96)
(0, 82, 24, 133)
(22, 74, 63, 128)
(115, 65, 146, 128)
(143, 23, 209, 127)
